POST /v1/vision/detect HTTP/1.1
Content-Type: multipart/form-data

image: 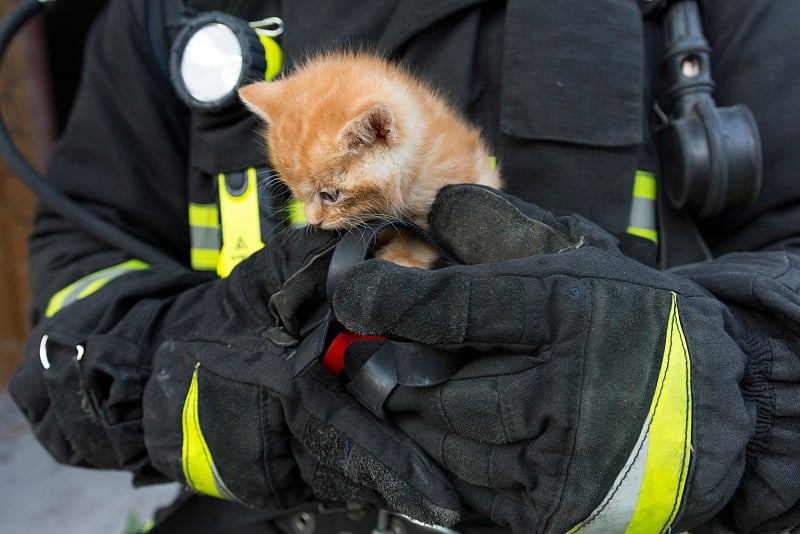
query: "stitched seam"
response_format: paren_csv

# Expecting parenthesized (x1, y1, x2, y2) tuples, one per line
(461, 277, 473, 343)
(437, 384, 455, 474)
(259, 388, 281, 507)
(663, 306, 692, 533)
(544, 278, 592, 528)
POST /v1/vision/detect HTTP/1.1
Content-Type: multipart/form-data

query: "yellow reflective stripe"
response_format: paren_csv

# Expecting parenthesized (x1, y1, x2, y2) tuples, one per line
(191, 249, 220, 271)
(627, 170, 658, 244)
(258, 34, 283, 81)
(632, 170, 657, 200)
(627, 226, 659, 243)
(45, 259, 149, 318)
(188, 203, 221, 271)
(189, 202, 219, 227)
(75, 276, 116, 300)
(628, 292, 691, 531)
(286, 198, 307, 225)
(487, 156, 498, 170)
(181, 365, 235, 501)
(570, 292, 691, 534)
(217, 167, 265, 278)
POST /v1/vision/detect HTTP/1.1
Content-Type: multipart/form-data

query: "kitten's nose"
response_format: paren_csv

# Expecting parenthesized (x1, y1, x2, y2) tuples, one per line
(305, 205, 323, 227)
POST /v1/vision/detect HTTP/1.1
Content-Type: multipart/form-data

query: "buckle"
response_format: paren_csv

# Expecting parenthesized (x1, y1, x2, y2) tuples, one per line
(39, 334, 84, 370)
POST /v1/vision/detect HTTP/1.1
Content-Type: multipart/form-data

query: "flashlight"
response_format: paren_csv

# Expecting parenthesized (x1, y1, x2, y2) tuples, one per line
(170, 11, 283, 112)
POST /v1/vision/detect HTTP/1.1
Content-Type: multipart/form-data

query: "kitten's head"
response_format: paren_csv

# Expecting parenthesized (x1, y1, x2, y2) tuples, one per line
(239, 55, 421, 229)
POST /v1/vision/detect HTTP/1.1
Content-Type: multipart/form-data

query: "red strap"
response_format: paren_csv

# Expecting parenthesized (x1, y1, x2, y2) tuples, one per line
(321, 331, 385, 376)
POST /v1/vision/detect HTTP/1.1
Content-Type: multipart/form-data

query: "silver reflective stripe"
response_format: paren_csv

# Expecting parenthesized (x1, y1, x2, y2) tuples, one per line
(209, 457, 239, 502)
(574, 417, 651, 532)
(627, 170, 658, 243)
(190, 225, 222, 252)
(188, 203, 221, 271)
(629, 196, 656, 233)
(45, 259, 149, 317)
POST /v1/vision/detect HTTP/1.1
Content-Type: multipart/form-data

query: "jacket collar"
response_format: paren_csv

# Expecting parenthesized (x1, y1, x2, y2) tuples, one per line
(377, 0, 488, 52)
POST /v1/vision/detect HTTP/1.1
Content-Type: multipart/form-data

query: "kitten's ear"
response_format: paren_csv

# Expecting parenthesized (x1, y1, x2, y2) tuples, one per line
(338, 103, 397, 152)
(238, 81, 284, 124)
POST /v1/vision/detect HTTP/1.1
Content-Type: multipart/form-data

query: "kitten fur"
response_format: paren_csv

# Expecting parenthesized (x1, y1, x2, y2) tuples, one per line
(238, 52, 502, 268)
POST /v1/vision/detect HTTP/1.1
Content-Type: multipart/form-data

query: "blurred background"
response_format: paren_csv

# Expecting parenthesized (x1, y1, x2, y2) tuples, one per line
(0, 1, 180, 531)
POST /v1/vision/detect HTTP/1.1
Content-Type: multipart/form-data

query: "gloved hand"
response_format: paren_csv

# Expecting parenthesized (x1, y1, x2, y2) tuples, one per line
(135, 227, 461, 527)
(330, 185, 766, 532)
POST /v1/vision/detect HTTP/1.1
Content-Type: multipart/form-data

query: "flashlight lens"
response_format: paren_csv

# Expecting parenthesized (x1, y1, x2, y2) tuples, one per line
(180, 23, 243, 103)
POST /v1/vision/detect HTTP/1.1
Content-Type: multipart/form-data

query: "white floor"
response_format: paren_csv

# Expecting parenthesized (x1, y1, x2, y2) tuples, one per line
(0, 390, 180, 534)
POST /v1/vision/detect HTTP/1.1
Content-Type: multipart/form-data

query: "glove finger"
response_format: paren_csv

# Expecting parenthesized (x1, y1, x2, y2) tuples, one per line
(333, 258, 573, 350)
(392, 412, 537, 492)
(386, 353, 552, 445)
(430, 185, 575, 264)
(261, 227, 339, 336)
(450, 477, 534, 533)
(288, 365, 461, 527)
(264, 226, 341, 285)
(391, 414, 543, 532)
(230, 227, 338, 333)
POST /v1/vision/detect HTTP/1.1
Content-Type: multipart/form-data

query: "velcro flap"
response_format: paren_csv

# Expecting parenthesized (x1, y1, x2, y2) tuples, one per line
(501, 0, 644, 147)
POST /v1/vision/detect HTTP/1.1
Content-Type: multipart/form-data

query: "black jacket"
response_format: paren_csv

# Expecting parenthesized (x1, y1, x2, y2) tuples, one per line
(10, 0, 800, 532)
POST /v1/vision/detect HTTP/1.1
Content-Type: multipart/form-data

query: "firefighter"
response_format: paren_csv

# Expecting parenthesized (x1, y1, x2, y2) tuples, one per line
(9, 0, 800, 532)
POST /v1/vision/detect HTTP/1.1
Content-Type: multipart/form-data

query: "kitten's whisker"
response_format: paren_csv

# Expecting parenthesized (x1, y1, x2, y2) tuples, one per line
(255, 168, 279, 180)
(255, 170, 281, 182)
(256, 189, 288, 202)
(256, 175, 290, 200)
(258, 176, 283, 189)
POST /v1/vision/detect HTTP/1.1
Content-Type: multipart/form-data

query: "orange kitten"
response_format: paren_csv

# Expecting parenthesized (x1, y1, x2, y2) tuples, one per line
(238, 52, 502, 268)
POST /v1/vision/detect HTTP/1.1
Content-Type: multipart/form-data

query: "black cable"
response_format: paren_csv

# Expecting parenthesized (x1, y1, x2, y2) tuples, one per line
(0, 0, 187, 270)
(655, 0, 762, 217)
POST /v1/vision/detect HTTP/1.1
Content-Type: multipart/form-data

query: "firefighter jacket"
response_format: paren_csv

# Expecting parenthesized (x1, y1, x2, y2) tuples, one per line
(9, 0, 800, 532)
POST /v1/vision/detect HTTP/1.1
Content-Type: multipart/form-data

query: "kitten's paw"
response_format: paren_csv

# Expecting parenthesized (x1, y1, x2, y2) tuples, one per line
(376, 250, 435, 269)
(374, 235, 438, 269)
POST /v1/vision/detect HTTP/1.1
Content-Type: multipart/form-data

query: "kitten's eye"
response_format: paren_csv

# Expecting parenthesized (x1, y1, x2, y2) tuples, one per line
(319, 189, 340, 204)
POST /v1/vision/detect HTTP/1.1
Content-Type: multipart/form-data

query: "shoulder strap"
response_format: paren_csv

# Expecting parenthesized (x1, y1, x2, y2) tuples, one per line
(144, 0, 187, 81)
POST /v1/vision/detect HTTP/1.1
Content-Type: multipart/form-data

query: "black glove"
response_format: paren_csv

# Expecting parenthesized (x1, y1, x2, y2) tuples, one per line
(14, 227, 459, 527)
(330, 185, 791, 532)
(143, 227, 460, 526)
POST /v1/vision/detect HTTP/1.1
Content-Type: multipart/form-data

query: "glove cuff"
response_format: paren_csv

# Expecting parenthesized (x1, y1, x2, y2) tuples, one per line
(143, 339, 309, 510)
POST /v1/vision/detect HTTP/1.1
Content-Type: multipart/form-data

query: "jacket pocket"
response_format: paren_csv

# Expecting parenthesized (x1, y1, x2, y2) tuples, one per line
(501, 0, 644, 147)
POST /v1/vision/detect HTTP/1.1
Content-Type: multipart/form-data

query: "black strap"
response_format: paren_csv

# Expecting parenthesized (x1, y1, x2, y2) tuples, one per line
(145, 0, 186, 81)
(345, 339, 464, 420)
(326, 219, 455, 302)
(618, 233, 658, 268)
(325, 221, 465, 420)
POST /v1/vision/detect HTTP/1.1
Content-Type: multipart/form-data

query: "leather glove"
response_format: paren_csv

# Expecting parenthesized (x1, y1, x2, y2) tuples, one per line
(330, 185, 773, 533)
(141, 227, 460, 527)
(14, 226, 458, 527)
